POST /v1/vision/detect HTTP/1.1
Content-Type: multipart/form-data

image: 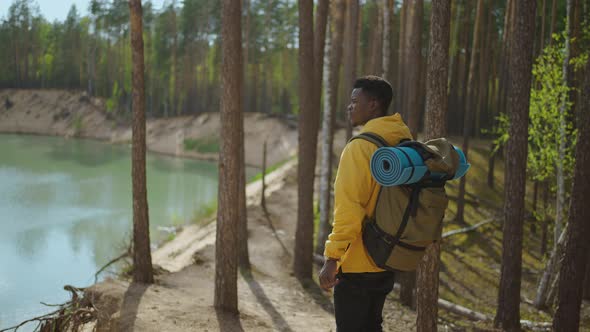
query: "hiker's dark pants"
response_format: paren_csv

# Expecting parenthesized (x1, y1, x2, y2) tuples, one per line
(334, 271, 396, 332)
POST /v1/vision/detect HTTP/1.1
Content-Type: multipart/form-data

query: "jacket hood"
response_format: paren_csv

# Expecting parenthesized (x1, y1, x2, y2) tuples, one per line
(360, 113, 412, 145)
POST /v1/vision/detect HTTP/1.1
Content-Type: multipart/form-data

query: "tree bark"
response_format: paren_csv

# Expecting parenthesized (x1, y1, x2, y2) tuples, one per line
(456, 0, 485, 224)
(396, 0, 409, 115)
(535, 226, 568, 309)
(555, 0, 574, 252)
(405, 0, 424, 138)
(215, 0, 243, 313)
(382, 0, 393, 82)
(129, 0, 154, 285)
(552, 57, 590, 332)
(549, 0, 557, 46)
(317, 0, 345, 257)
(238, 0, 251, 271)
(416, 0, 451, 330)
(539, 0, 547, 55)
(343, 0, 360, 141)
(584, 253, 590, 300)
(294, 0, 319, 281)
(494, 1, 536, 330)
(400, 272, 416, 309)
(541, 180, 549, 256)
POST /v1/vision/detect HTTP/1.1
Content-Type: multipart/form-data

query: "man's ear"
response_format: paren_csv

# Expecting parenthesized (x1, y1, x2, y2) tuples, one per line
(370, 99, 380, 114)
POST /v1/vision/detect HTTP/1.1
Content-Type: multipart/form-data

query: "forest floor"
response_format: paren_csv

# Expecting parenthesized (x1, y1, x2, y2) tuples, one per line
(2, 89, 589, 331)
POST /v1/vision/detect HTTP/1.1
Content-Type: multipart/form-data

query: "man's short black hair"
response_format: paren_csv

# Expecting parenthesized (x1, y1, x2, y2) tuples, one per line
(353, 75, 393, 115)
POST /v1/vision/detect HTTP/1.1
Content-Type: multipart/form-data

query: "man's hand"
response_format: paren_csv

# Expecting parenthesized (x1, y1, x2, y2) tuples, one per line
(319, 258, 340, 291)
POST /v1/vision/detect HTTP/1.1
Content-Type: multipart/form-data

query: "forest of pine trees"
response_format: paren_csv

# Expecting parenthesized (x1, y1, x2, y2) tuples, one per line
(2, 0, 590, 330)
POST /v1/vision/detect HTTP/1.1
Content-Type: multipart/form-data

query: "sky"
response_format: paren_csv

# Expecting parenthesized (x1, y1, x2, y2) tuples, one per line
(0, 0, 168, 22)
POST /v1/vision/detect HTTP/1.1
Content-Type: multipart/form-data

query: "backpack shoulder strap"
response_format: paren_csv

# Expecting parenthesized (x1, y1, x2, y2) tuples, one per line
(349, 132, 390, 147)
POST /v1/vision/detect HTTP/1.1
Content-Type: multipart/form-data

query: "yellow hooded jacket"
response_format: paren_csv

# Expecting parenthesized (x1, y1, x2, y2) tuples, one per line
(324, 113, 412, 273)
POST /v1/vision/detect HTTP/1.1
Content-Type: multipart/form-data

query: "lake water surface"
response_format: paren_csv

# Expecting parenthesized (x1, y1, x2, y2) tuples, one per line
(0, 134, 250, 330)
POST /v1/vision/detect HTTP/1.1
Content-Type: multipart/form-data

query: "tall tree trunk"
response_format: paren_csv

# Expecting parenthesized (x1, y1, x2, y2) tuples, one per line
(456, 0, 485, 224)
(294, 0, 319, 280)
(396, 0, 409, 115)
(129, 0, 154, 285)
(215, 0, 243, 313)
(399, 272, 416, 308)
(553, 58, 590, 331)
(531, 181, 539, 234)
(382, 0, 393, 82)
(541, 180, 549, 256)
(497, 0, 514, 126)
(449, 0, 471, 136)
(344, 0, 360, 141)
(494, 1, 536, 330)
(549, 0, 557, 46)
(584, 254, 590, 300)
(555, 0, 574, 252)
(238, 0, 251, 271)
(405, 0, 424, 138)
(317, 0, 345, 257)
(171, 8, 179, 116)
(416, 0, 451, 330)
(539, 0, 547, 55)
(369, 2, 384, 76)
(534, 225, 568, 308)
(475, 9, 492, 138)
(487, 143, 495, 189)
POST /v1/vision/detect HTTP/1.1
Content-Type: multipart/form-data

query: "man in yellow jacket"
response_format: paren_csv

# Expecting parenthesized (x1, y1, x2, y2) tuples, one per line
(319, 76, 412, 331)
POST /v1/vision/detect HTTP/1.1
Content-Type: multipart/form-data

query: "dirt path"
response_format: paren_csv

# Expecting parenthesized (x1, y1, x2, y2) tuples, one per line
(81, 160, 418, 332)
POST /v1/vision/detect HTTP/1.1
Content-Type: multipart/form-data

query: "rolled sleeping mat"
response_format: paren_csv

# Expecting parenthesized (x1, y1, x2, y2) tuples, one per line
(451, 146, 470, 180)
(370, 147, 430, 186)
(370, 145, 470, 186)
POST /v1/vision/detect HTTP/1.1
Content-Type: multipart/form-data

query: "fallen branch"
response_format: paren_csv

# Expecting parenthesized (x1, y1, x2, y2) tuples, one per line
(94, 246, 131, 283)
(437, 298, 490, 321)
(442, 218, 496, 238)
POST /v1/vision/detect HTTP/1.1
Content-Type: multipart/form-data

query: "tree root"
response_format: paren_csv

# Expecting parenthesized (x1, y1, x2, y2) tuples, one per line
(0, 285, 98, 332)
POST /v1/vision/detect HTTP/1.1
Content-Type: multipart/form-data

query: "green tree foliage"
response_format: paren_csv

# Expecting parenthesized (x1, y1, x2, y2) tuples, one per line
(492, 32, 588, 185)
(0, 0, 298, 118)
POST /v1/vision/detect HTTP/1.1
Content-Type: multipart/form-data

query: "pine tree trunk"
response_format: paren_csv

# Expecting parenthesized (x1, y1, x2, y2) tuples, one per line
(555, 0, 574, 253)
(317, 0, 345, 257)
(531, 181, 539, 234)
(448, 0, 471, 136)
(405, 0, 424, 138)
(343, 0, 360, 141)
(416, 0, 451, 330)
(399, 272, 416, 309)
(456, 0, 486, 224)
(535, 226, 568, 309)
(396, 0, 409, 115)
(552, 52, 590, 332)
(539, 0, 547, 55)
(541, 180, 549, 256)
(215, 0, 243, 313)
(474, 6, 490, 138)
(382, 0, 392, 82)
(497, 0, 514, 124)
(584, 254, 590, 300)
(294, 0, 319, 281)
(238, 14, 250, 270)
(129, 0, 154, 285)
(487, 143, 495, 189)
(494, 3, 536, 330)
(549, 0, 557, 46)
